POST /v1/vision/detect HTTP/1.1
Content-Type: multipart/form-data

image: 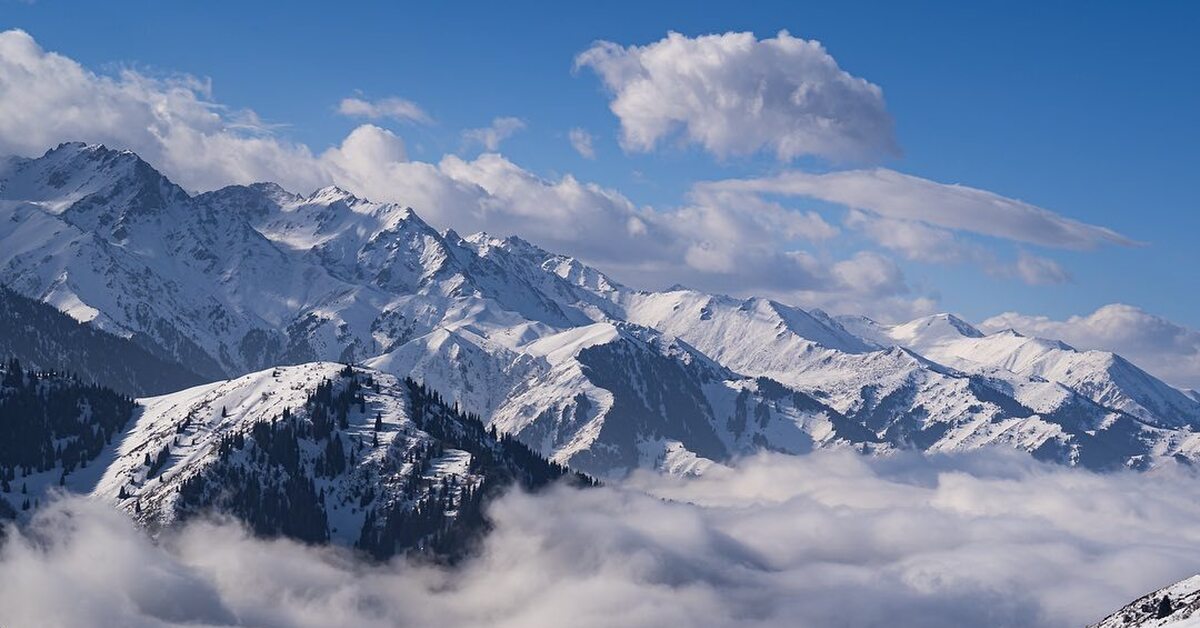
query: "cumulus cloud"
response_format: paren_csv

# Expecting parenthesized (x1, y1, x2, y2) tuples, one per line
(337, 96, 433, 124)
(575, 30, 898, 162)
(568, 127, 595, 159)
(462, 116, 526, 151)
(0, 29, 328, 194)
(4, 450, 1200, 627)
(982, 304, 1200, 390)
(704, 168, 1136, 250)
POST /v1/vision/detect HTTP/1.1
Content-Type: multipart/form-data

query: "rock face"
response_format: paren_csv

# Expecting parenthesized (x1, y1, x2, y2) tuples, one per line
(4, 142, 1200, 478)
(1090, 575, 1200, 628)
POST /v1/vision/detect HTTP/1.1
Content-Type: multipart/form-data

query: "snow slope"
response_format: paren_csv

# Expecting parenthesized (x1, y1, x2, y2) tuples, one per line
(92, 362, 577, 554)
(1092, 575, 1200, 628)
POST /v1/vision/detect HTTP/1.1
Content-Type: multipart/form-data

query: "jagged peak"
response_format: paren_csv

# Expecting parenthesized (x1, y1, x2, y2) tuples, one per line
(502, 233, 550, 255)
(40, 141, 144, 167)
(2, 140, 188, 214)
(307, 184, 360, 204)
(246, 181, 295, 197)
(464, 230, 493, 244)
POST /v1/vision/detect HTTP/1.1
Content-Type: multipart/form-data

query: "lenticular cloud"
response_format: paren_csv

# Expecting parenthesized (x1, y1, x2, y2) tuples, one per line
(3, 450, 1198, 628)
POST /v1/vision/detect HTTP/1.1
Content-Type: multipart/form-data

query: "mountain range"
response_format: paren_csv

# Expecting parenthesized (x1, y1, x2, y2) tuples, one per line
(4, 142, 1200, 549)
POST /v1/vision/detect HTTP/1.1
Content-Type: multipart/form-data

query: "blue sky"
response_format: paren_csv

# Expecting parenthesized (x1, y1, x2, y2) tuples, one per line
(2, 1, 1197, 334)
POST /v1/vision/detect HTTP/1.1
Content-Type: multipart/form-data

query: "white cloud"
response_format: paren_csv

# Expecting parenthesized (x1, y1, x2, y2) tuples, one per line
(1012, 251, 1071, 286)
(703, 168, 1136, 250)
(4, 451, 1200, 627)
(0, 29, 328, 194)
(844, 212, 1071, 286)
(575, 31, 898, 162)
(845, 210, 979, 264)
(337, 96, 432, 124)
(831, 251, 908, 297)
(462, 116, 526, 151)
(568, 127, 595, 159)
(982, 304, 1200, 390)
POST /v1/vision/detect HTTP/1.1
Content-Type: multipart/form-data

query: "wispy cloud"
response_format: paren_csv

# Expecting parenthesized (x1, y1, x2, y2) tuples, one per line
(568, 127, 595, 159)
(337, 95, 433, 125)
(703, 168, 1136, 250)
(462, 116, 526, 151)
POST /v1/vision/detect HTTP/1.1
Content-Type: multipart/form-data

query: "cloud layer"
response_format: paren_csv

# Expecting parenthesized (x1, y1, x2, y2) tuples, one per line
(3, 451, 1200, 628)
(703, 168, 1136, 249)
(576, 31, 898, 162)
(982, 304, 1200, 390)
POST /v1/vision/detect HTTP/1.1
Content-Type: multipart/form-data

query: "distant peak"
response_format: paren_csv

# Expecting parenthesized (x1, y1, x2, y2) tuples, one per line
(307, 185, 360, 203)
(921, 313, 983, 338)
(247, 181, 290, 195)
(465, 230, 492, 243)
(502, 234, 550, 256)
(52, 141, 90, 152)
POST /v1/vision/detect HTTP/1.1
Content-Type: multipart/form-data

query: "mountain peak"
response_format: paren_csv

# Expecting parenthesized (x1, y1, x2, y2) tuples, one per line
(900, 313, 984, 339)
(2, 140, 186, 218)
(307, 184, 360, 204)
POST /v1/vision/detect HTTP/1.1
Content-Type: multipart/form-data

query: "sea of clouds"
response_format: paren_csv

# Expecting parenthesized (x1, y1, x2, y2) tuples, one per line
(3, 449, 1198, 628)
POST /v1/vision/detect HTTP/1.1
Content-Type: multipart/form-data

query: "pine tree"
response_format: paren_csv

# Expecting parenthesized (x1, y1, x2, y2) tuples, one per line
(1157, 596, 1174, 619)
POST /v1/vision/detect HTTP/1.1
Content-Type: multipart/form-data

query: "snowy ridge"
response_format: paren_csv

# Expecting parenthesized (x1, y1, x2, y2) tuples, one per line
(95, 363, 462, 542)
(91, 362, 580, 555)
(1091, 575, 1200, 627)
(841, 314, 1200, 429)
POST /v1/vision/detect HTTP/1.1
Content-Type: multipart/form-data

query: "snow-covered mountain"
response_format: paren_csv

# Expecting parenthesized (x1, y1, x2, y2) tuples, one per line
(1, 359, 582, 557)
(4, 142, 1200, 477)
(839, 313, 1200, 429)
(1091, 575, 1200, 628)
